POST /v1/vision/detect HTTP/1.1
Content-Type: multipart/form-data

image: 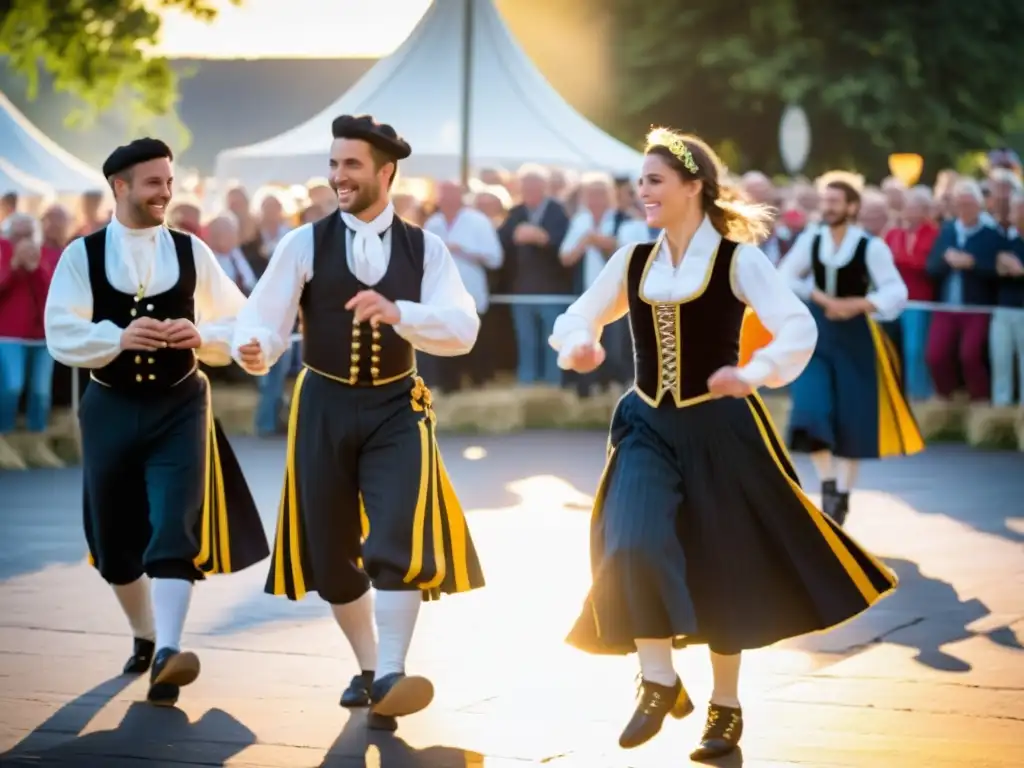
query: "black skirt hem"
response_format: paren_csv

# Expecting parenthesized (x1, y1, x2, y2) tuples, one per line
(566, 582, 897, 656)
(568, 391, 899, 657)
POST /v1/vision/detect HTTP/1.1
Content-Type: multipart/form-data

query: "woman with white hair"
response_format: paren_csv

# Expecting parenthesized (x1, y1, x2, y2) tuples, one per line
(925, 178, 1006, 402)
(885, 185, 940, 400)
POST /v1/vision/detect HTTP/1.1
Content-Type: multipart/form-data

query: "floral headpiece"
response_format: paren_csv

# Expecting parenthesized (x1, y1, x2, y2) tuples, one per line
(647, 127, 699, 175)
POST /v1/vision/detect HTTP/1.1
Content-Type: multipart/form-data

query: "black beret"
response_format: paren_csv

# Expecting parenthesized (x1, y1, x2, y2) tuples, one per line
(331, 114, 411, 160)
(102, 138, 174, 178)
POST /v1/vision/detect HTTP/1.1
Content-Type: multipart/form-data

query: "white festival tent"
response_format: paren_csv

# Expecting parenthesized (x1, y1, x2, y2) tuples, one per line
(0, 92, 107, 194)
(0, 157, 54, 198)
(215, 0, 644, 189)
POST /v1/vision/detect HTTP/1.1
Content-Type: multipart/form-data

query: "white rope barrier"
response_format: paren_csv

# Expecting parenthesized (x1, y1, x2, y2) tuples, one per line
(67, 296, 1024, 417)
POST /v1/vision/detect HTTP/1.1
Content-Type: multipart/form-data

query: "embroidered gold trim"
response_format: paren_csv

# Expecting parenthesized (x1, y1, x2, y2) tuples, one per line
(303, 362, 414, 387)
(90, 362, 198, 389)
(653, 302, 679, 396)
(636, 232, 722, 406)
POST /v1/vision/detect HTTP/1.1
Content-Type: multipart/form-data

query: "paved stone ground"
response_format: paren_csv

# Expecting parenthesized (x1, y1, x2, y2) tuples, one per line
(0, 433, 1022, 767)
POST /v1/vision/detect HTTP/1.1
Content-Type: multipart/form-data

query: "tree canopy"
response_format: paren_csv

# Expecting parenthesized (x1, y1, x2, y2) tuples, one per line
(0, 0, 238, 140)
(609, 0, 1024, 179)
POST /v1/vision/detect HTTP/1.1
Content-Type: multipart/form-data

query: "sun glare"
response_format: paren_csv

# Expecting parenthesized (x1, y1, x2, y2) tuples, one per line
(152, 0, 433, 59)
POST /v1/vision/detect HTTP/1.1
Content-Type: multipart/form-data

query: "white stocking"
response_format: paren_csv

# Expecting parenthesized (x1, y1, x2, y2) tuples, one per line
(330, 589, 378, 672)
(374, 590, 421, 678)
(710, 651, 741, 708)
(809, 451, 835, 484)
(836, 458, 859, 492)
(635, 638, 676, 687)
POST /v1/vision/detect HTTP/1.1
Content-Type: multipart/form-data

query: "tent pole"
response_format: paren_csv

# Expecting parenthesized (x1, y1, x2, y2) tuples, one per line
(459, 0, 474, 188)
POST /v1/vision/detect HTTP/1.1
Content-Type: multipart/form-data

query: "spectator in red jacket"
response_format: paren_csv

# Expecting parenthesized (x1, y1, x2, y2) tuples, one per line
(0, 213, 63, 468)
(885, 186, 940, 400)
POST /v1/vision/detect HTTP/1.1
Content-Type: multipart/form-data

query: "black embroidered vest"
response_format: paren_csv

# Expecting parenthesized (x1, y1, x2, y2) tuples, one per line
(84, 227, 197, 392)
(300, 213, 424, 385)
(811, 234, 871, 298)
(627, 237, 745, 407)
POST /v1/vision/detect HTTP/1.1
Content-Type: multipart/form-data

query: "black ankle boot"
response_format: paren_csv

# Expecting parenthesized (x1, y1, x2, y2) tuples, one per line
(821, 479, 837, 518)
(832, 491, 850, 526)
(619, 676, 694, 749)
(690, 702, 743, 760)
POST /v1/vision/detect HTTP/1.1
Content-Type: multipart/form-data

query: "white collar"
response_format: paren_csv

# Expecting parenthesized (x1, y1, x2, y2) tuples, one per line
(340, 201, 395, 235)
(339, 202, 396, 286)
(109, 214, 161, 241)
(656, 215, 722, 261)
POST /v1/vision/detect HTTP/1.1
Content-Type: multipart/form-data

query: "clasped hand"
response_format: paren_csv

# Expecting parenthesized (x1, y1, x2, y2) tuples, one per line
(120, 317, 201, 351)
(997, 250, 1024, 277)
(823, 298, 867, 321)
(944, 248, 974, 270)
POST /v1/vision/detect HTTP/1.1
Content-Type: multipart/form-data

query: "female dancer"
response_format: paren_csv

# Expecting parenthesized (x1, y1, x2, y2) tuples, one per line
(549, 129, 897, 760)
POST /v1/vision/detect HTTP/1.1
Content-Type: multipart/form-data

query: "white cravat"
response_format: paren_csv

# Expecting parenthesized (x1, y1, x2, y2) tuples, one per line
(115, 219, 160, 295)
(340, 203, 395, 286)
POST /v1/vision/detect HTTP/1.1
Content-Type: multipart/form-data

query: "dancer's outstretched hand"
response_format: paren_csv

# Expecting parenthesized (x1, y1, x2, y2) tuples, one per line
(564, 342, 605, 373)
(707, 366, 753, 398)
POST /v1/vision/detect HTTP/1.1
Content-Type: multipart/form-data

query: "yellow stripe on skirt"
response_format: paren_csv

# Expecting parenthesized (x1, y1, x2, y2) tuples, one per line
(86, 371, 238, 574)
(266, 371, 479, 601)
(744, 391, 898, 603)
(584, 393, 896, 610)
(867, 318, 925, 457)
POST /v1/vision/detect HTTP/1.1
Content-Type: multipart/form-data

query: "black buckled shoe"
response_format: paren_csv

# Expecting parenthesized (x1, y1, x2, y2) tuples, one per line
(340, 670, 374, 708)
(369, 672, 434, 717)
(619, 676, 694, 749)
(123, 637, 155, 675)
(146, 647, 200, 707)
(690, 702, 743, 761)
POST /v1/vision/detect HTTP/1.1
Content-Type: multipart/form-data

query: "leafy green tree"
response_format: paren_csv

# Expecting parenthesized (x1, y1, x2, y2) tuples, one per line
(0, 0, 239, 143)
(609, 0, 1024, 179)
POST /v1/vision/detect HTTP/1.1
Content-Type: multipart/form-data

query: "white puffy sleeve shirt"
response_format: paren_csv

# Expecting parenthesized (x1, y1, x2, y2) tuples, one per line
(232, 216, 480, 374)
(777, 224, 908, 321)
(549, 216, 818, 389)
(44, 218, 246, 368)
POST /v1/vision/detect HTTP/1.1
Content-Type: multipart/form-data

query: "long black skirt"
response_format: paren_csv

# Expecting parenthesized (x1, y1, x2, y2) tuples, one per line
(567, 390, 897, 656)
(788, 306, 924, 459)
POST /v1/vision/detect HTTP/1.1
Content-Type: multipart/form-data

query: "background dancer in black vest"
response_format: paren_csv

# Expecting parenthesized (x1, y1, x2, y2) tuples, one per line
(233, 115, 485, 725)
(778, 174, 924, 526)
(43, 139, 269, 707)
(550, 129, 898, 760)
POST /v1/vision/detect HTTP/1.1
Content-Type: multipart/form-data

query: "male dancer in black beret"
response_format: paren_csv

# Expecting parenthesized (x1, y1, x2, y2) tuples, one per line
(44, 138, 269, 707)
(234, 115, 485, 724)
